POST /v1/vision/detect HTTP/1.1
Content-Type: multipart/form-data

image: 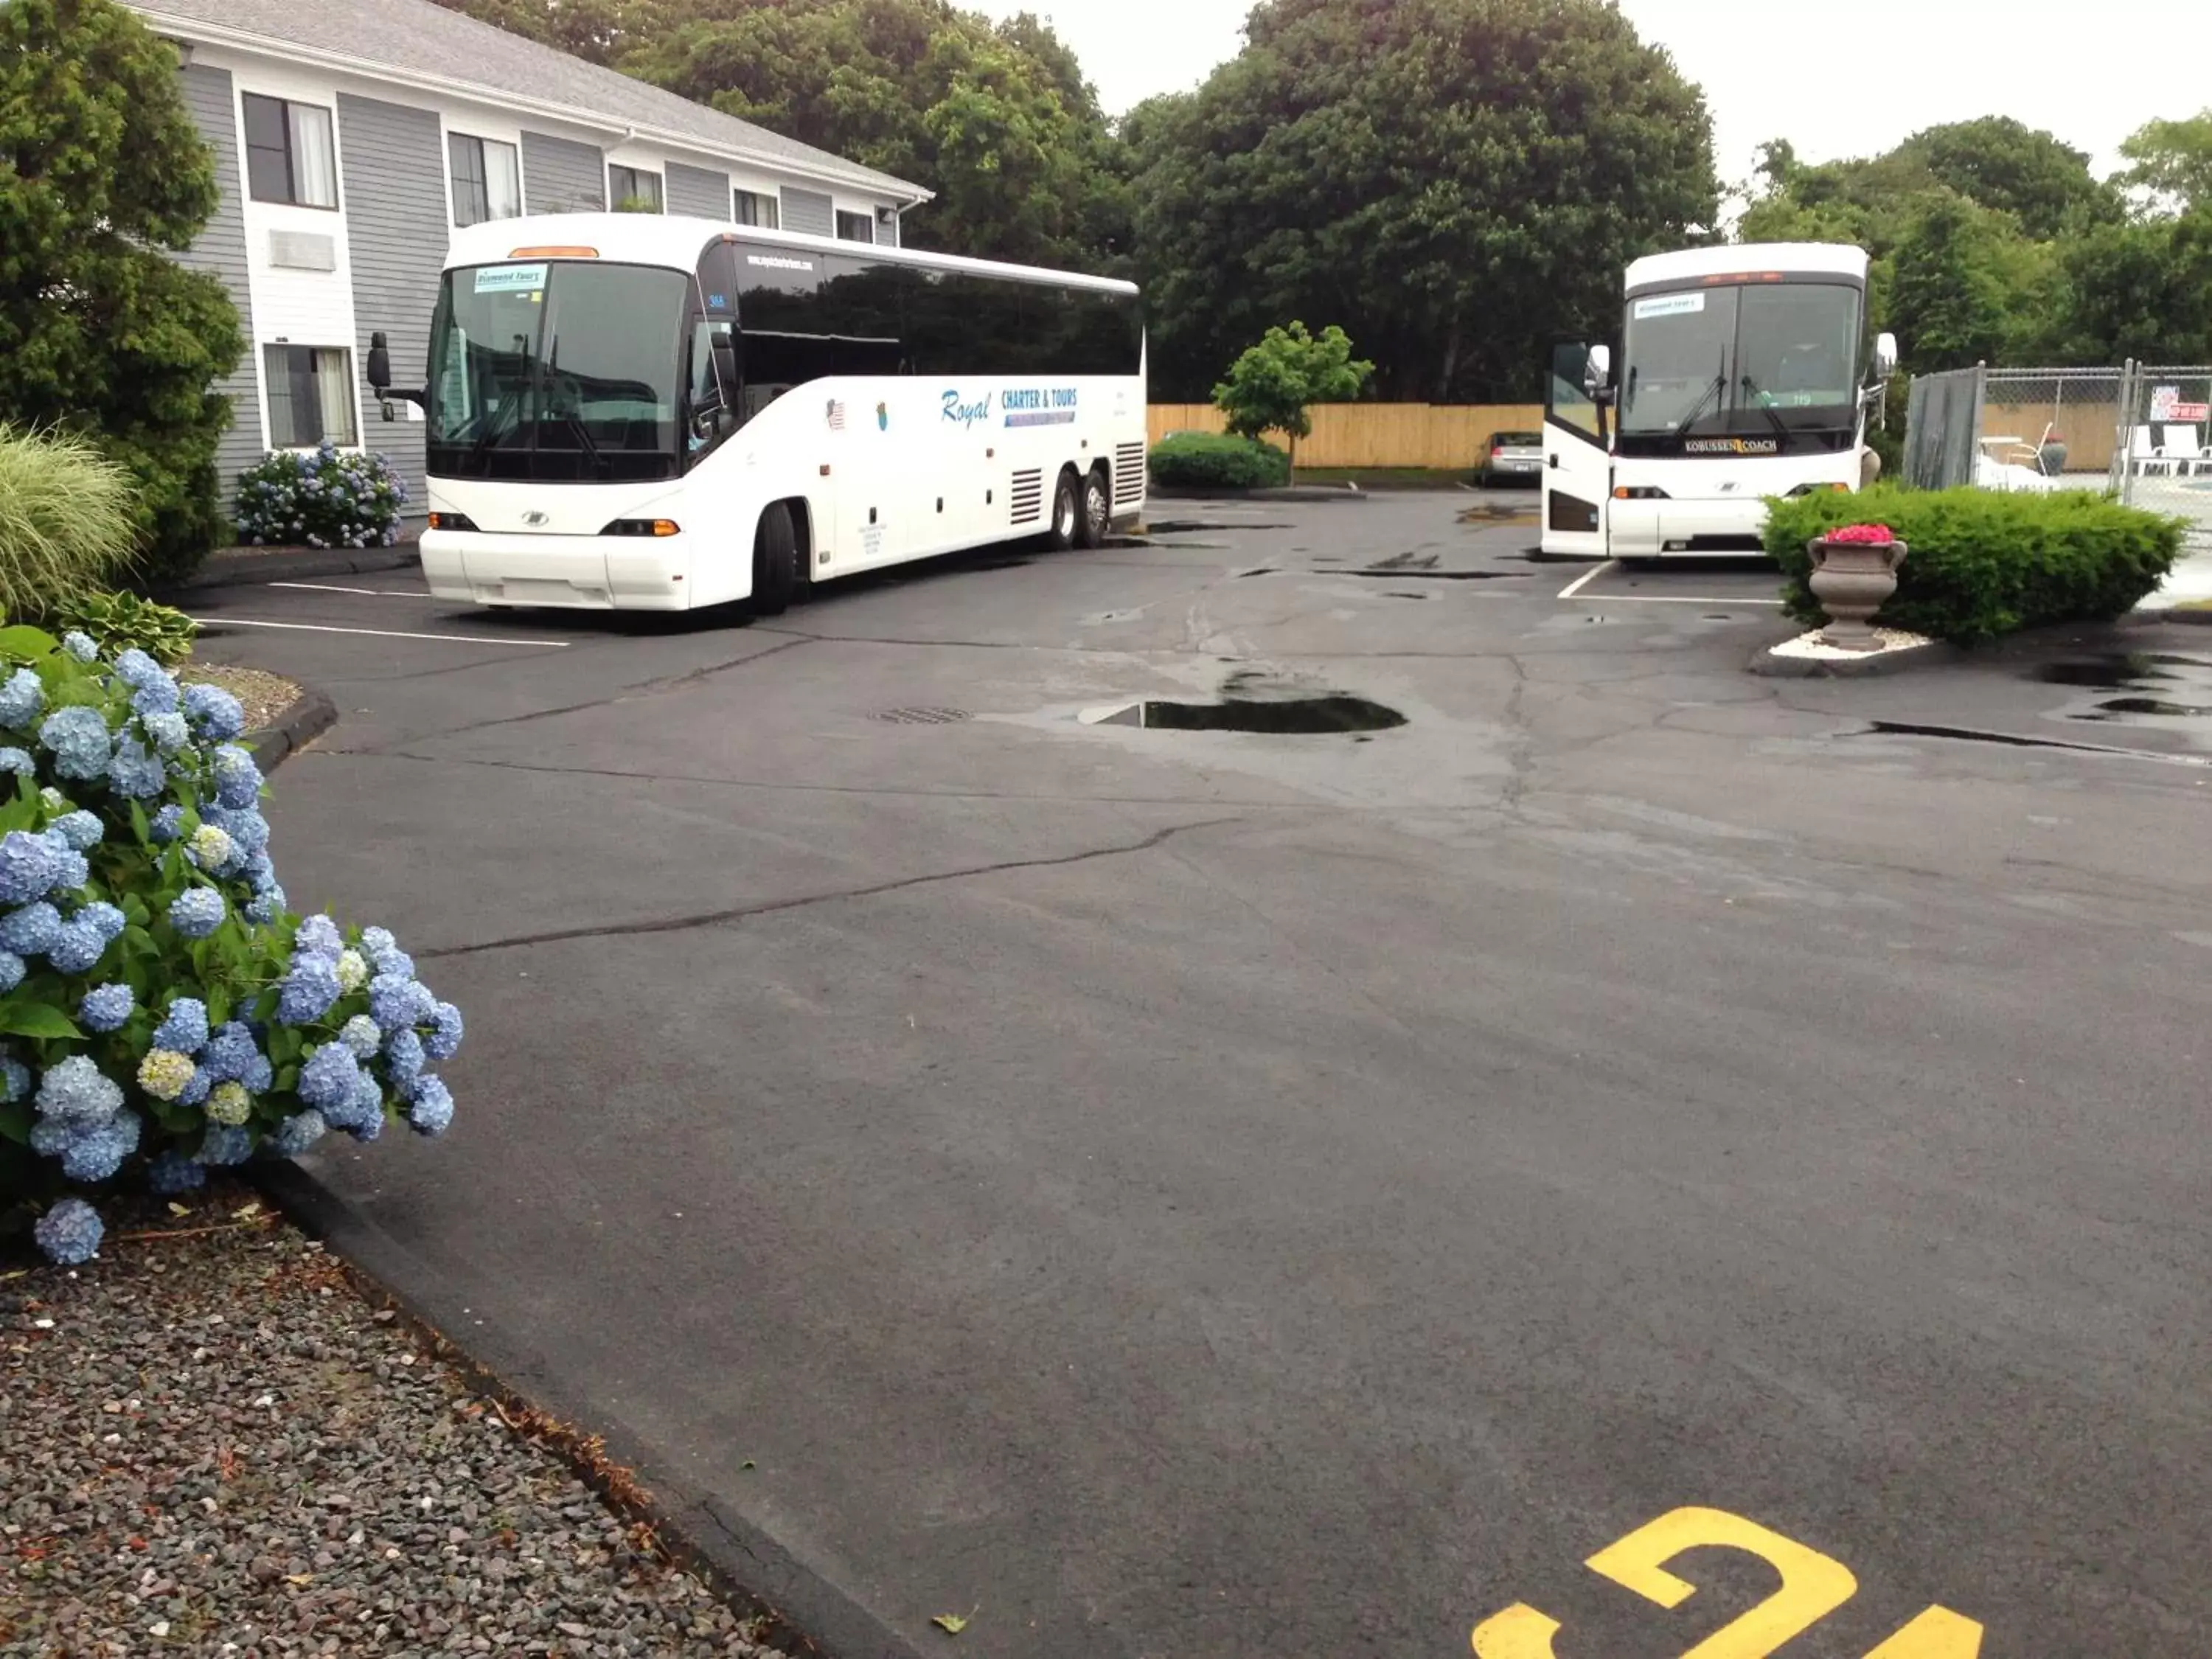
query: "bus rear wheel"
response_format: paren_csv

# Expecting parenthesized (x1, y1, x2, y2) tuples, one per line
(751, 503, 799, 616)
(1046, 468, 1082, 552)
(1077, 468, 1110, 549)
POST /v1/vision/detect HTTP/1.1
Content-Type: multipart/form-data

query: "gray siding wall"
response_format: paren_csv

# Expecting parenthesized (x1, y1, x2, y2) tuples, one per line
(666, 161, 729, 221)
(780, 186, 833, 238)
(173, 65, 264, 501)
(522, 131, 605, 213)
(338, 94, 448, 516)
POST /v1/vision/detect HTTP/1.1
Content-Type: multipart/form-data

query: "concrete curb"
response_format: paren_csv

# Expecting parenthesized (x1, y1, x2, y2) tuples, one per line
(1747, 641, 1963, 678)
(252, 1159, 928, 1659)
(171, 544, 421, 594)
(243, 685, 338, 773)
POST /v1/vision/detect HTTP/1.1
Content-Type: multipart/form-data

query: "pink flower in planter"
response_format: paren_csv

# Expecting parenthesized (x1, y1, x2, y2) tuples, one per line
(1824, 523, 1897, 545)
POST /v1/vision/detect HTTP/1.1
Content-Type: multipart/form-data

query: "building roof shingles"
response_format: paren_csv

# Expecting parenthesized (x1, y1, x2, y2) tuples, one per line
(134, 0, 925, 200)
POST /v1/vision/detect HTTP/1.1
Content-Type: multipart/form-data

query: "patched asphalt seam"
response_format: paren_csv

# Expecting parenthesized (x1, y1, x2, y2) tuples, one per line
(417, 817, 1245, 960)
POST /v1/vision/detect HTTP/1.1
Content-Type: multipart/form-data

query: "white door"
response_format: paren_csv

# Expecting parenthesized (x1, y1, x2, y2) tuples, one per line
(1542, 341, 1611, 558)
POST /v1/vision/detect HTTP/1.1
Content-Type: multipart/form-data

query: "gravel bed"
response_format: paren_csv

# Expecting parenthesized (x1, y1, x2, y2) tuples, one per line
(178, 666, 303, 736)
(1, 1187, 790, 1658)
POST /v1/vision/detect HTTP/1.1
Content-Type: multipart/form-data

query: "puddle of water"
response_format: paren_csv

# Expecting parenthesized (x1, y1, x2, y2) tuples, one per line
(1237, 568, 1277, 578)
(2033, 653, 2212, 736)
(1346, 568, 1526, 582)
(1141, 520, 1293, 534)
(1868, 720, 2211, 765)
(1091, 694, 1407, 734)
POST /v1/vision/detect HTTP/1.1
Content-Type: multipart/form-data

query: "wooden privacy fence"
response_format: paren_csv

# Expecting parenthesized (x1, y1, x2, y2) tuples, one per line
(1148, 403, 1545, 470)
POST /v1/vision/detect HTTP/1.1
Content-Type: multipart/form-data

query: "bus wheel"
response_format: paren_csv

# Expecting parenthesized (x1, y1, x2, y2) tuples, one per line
(1047, 468, 1081, 552)
(752, 503, 797, 616)
(1077, 468, 1111, 549)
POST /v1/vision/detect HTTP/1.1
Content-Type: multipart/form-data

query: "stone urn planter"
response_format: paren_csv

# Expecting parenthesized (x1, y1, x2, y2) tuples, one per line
(1807, 525, 1907, 650)
(2038, 438, 2068, 475)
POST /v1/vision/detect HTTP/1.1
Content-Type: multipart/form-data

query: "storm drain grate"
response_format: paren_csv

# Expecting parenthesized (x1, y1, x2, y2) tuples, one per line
(875, 706, 973, 726)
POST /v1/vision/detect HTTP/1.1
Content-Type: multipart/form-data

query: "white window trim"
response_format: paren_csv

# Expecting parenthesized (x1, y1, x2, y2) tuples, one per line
(237, 88, 342, 212)
(444, 127, 526, 229)
(261, 341, 361, 451)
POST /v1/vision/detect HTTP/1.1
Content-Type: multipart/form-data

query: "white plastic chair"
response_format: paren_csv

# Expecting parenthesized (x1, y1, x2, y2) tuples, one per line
(2132, 425, 2175, 476)
(2161, 424, 2209, 476)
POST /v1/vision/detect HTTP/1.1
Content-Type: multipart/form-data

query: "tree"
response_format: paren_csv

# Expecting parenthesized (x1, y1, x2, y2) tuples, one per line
(1127, 0, 1717, 403)
(0, 0, 243, 580)
(2056, 211, 2212, 364)
(1886, 199, 2011, 372)
(1896, 116, 2121, 240)
(613, 0, 1127, 268)
(428, 0, 666, 66)
(2120, 110, 2212, 215)
(1211, 322, 1374, 461)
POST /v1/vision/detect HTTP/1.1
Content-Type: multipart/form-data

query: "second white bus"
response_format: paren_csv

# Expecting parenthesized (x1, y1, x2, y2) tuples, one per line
(369, 212, 1147, 613)
(1540, 242, 1896, 560)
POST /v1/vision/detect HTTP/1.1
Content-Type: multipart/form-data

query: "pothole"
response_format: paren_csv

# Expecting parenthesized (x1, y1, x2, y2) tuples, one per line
(1081, 695, 1406, 734)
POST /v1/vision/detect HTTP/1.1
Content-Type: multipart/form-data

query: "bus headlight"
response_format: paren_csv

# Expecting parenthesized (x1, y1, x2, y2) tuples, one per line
(602, 518, 682, 537)
(1613, 486, 1669, 499)
(426, 512, 479, 531)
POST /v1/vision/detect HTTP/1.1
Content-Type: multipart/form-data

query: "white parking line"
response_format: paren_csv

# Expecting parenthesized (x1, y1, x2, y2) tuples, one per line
(1583, 594, 1785, 606)
(266, 581, 439, 600)
(1556, 560, 1616, 599)
(189, 616, 568, 647)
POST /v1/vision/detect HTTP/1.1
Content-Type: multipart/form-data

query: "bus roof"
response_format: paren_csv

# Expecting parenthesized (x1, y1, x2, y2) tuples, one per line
(444, 213, 1140, 296)
(1625, 243, 1869, 291)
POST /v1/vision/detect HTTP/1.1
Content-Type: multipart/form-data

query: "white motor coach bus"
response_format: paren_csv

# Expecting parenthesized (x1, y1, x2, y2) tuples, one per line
(1540, 243, 1896, 560)
(369, 213, 1147, 613)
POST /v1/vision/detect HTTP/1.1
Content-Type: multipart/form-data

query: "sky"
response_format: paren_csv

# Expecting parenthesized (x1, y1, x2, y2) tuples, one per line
(963, 0, 2212, 189)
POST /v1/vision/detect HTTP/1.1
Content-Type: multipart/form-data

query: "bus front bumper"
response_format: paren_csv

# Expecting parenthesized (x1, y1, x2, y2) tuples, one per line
(422, 530, 692, 611)
(1606, 497, 1771, 557)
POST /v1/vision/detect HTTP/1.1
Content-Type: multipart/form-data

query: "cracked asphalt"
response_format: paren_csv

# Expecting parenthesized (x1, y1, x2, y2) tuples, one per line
(189, 498, 2212, 1657)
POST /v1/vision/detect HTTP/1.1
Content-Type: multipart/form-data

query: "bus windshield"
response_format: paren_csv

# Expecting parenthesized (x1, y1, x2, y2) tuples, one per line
(426, 261, 689, 482)
(1617, 282, 1863, 439)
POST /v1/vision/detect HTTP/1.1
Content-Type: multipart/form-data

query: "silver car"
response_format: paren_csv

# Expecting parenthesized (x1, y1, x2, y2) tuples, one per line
(1481, 430, 1543, 487)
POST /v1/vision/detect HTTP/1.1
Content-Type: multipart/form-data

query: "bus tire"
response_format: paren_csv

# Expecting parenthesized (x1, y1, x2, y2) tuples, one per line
(1046, 468, 1081, 552)
(1077, 467, 1111, 549)
(752, 503, 797, 616)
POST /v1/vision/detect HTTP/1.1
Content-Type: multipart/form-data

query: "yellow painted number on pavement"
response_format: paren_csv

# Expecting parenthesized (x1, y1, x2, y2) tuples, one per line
(1472, 1506, 1983, 1658)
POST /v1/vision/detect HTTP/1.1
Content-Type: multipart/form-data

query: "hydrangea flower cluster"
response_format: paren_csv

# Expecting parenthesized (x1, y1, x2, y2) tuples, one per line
(0, 630, 463, 1265)
(234, 442, 408, 552)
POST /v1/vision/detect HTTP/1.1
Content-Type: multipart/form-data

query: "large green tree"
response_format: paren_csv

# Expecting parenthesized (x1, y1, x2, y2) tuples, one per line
(0, 0, 243, 580)
(2119, 110, 2212, 214)
(451, 0, 1130, 270)
(1127, 0, 1717, 403)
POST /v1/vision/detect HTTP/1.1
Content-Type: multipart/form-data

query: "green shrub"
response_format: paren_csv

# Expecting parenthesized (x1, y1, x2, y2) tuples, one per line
(0, 427, 137, 621)
(1148, 433, 1292, 492)
(48, 592, 198, 665)
(0, 0, 243, 588)
(1762, 484, 2184, 644)
(235, 443, 407, 550)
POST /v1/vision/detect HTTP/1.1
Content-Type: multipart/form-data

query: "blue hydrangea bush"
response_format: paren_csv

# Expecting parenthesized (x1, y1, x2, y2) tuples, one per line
(234, 442, 408, 551)
(0, 626, 462, 1265)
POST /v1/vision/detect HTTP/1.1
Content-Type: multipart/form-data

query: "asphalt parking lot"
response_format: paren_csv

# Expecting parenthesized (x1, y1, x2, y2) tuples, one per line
(192, 494, 2212, 1657)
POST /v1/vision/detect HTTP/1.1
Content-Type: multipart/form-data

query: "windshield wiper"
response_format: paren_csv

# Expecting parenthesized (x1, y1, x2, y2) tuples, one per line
(1672, 373, 1727, 435)
(1738, 374, 1792, 441)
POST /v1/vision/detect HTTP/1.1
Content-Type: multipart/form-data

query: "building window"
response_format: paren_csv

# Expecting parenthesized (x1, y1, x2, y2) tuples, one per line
(835, 209, 875, 244)
(242, 93, 338, 209)
(608, 165, 663, 213)
(263, 344, 357, 448)
(734, 188, 779, 230)
(448, 133, 521, 228)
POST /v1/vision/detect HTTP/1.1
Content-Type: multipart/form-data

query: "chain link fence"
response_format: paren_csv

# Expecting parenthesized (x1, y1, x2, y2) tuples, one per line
(2116, 363, 2212, 550)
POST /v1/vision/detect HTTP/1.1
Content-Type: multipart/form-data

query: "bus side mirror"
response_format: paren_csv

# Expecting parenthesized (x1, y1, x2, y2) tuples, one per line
(1874, 333, 1898, 380)
(367, 331, 393, 393)
(1585, 344, 1612, 394)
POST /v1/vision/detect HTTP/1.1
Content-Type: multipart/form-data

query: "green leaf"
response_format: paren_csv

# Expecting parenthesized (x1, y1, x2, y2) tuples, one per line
(274, 1062, 299, 1093)
(0, 1100, 31, 1145)
(0, 625, 58, 664)
(931, 1610, 975, 1636)
(129, 799, 151, 845)
(0, 1001, 82, 1040)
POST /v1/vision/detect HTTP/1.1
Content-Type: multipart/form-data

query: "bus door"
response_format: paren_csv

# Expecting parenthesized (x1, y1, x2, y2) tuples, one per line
(1542, 341, 1611, 558)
